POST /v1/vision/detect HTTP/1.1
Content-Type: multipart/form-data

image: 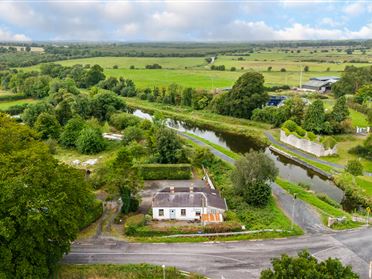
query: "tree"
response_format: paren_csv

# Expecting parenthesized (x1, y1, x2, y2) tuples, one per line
(267, 66, 272, 72)
(0, 113, 99, 278)
(303, 100, 326, 133)
(261, 250, 358, 279)
(215, 72, 268, 119)
(304, 65, 309, 72)
(332, 65, 372, 97)
(155, 127, 186, 164)
(345, 160, 363, 176)
(55, 100, 73, 126)
(354, 84, 372, 105)
(23, 75, 51, 98)
(91, 90, 127, 121)
(181, 88, 193, 107)
(59, 117, 86, 147)
(109, 112, 141, 131)
(84, 64, 105, 87)
(34, 112, 61, 140)
(22, 102, 54, 127)
(231, 150, 278, 207)
(76, 127, 105, 154)
(329, 96, 350, 133)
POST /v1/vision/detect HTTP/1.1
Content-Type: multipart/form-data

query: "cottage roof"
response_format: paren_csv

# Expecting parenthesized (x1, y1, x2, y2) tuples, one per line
(152, 187, 227, 210)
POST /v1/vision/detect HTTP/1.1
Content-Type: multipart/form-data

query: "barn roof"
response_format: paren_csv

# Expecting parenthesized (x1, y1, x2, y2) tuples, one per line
(302, 80, 333, 88)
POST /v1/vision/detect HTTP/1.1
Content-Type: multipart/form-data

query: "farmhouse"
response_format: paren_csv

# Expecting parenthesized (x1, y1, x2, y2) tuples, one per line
(152, 186, 227, 223)
(301, 76, 339, 92)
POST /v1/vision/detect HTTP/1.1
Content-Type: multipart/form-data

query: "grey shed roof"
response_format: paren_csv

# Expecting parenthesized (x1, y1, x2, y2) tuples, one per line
(310, 76, 340, 81)
(302, 80, 333, 88)
(153, 187, 227, 210)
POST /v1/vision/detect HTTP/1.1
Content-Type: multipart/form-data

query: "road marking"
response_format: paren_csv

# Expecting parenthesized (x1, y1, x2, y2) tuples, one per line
(312, 246, 338, 258)
(68, 251, 248, 264)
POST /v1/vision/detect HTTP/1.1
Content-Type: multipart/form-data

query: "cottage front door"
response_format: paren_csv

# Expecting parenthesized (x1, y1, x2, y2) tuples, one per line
(169, 209, 176, 219)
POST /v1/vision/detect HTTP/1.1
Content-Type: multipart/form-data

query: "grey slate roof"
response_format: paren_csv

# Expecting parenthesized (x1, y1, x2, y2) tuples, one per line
(310, 76, 340, 81)
(152, 187, 227, 210)
(303, 80, 331, 89)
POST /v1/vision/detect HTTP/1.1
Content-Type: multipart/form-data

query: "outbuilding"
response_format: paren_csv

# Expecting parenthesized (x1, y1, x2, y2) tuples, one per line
(301, 76, 340, 93)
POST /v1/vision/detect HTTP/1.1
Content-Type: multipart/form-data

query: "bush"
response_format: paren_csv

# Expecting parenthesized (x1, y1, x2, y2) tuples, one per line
(204, 221, 241, 233)
(76, 127, 106, 154)
(281, 120, 297, 132)
(109, 112, 141, 131)
(122, 126, 144, 145)
(191, 147, 215, 167)
(295, 126, 306, 137)
(345, 160, 363, 176)
(137, 164, 191, 180)
(124, 214, 145, 235)
(2, 103, 28, 115)
(321, 136, 337, 149)
(80, 199, 103, 229)
(306, 131, 317, 141)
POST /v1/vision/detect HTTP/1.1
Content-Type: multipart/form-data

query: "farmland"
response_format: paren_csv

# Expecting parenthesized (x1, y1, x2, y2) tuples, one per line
(20, 47, 372, 89)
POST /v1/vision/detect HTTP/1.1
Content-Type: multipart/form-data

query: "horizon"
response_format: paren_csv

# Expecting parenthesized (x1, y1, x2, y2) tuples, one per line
(1, 0, 372, 42)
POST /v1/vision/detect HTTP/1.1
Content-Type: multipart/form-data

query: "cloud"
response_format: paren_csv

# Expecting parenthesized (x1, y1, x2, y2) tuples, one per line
(343, 1, 365, 16)
(0, 28, 30, 41)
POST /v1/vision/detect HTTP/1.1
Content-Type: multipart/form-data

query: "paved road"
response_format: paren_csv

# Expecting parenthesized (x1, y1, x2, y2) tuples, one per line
(180, 131, 329, 234)
(65, 228, 372, 279)
(265, 131, 372, 176)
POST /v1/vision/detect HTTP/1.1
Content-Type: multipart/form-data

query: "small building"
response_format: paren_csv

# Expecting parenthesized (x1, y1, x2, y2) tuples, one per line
(301, 76, 340, 93)
(152, 186, 227, 223)
(267, 96, 287, 107)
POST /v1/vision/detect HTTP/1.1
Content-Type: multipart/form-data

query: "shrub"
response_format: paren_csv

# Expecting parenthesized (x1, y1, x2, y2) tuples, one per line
(80, 199, 103, 229)
(76, 127, 105, 154)
(321, 136, 337, 149)
(122, 126, 144, 145)
(124, 214, 145, 235)
(295, 126, 306, 137)
(109, 112, 141, 130)
(282, 120, 297, 132)
(2, 103, 29, 115)
(306, 131, 317, 141)
(191, 147, 215, 167)
(59, 117, 86, 147)
(137, 164, 192, 180)
(345, 160, 363, 176)
(203, 221, 241, 233)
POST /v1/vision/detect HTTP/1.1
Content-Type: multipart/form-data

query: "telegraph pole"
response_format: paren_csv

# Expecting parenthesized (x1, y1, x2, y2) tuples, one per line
(291, 193, 297, 230)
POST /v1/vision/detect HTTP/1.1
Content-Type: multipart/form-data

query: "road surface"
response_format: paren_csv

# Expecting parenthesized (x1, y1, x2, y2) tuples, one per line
(65, 228, 372, 279)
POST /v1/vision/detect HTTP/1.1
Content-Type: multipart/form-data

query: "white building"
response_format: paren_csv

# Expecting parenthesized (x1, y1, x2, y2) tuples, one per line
(152, 186, 227, 223)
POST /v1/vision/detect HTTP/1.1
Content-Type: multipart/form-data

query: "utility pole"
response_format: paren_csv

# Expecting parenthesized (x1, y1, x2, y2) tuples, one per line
(162, 264, 165, 279)
(299, 65, 303, 89)
(291, 193, 297, 230)
(369, 261, 371, 279)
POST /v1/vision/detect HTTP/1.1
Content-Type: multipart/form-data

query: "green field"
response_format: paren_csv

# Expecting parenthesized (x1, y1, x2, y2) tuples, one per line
(20, 48, 371, 89)
(0, 98, 38, 110)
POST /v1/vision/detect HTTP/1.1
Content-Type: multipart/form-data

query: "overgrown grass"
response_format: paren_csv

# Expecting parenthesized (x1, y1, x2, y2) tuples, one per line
(52, 264, 204, 279)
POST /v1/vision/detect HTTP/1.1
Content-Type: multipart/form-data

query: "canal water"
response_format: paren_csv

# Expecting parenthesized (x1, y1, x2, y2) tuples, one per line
(133, 109, 344, 202)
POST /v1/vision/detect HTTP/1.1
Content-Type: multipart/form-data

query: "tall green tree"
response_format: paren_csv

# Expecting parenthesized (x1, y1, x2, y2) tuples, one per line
(76, 126, 105, 154)
(261, 250, 358, 279)
(217, 72, 268, 119)
(84, 64, 105, 88)
(155, 127, 186, 164)
(22, 102, 54, 127)
(231, 150, 278, 207)
(59, 117, 86, 147)
(91, 91, 127, 121)
(0, 113, 99, 278)
(303, 100, 326, 134)
(34, 112, 61, 140)
(330, 96, 349, 123)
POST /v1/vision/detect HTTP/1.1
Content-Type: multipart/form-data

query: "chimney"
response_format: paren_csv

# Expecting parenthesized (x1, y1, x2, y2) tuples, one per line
(170, 186, 175, 194)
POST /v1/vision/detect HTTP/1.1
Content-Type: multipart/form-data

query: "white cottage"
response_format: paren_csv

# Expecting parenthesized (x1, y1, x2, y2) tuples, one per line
(152, 186, 227, 223)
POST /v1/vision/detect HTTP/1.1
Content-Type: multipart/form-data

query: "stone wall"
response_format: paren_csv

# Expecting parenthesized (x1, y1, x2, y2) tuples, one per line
(280, 130, 337, 157)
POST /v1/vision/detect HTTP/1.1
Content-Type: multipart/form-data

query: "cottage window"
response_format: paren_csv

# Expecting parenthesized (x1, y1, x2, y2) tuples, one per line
(195, 210, 201, 216)
(159, 209, 164, 216)
(181, 209, 186, 216)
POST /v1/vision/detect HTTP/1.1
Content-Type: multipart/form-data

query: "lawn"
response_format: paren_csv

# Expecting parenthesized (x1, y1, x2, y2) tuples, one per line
(52, 264, 203, 279)
(356, 176, 372, 197)
(0, 98, 38, 110)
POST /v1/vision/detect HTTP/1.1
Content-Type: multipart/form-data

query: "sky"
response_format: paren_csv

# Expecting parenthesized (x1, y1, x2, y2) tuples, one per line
(0, 0, 372, 42)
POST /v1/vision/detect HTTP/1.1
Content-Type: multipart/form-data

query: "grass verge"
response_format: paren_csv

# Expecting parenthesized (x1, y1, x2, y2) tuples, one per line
(275, 177, 362, 230)
(52, 264, 204, 279)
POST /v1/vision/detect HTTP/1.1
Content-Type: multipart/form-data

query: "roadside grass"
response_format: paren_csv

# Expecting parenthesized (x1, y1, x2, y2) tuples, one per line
(356, 176, 372, 196)
(184, 132, 241, 160)
(0, 98, 38, 110)
(275, 178, 362, 230)
(127, 230, 299, 243)
(52, 264, 204, 279)
(124, 97, 270, 142)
